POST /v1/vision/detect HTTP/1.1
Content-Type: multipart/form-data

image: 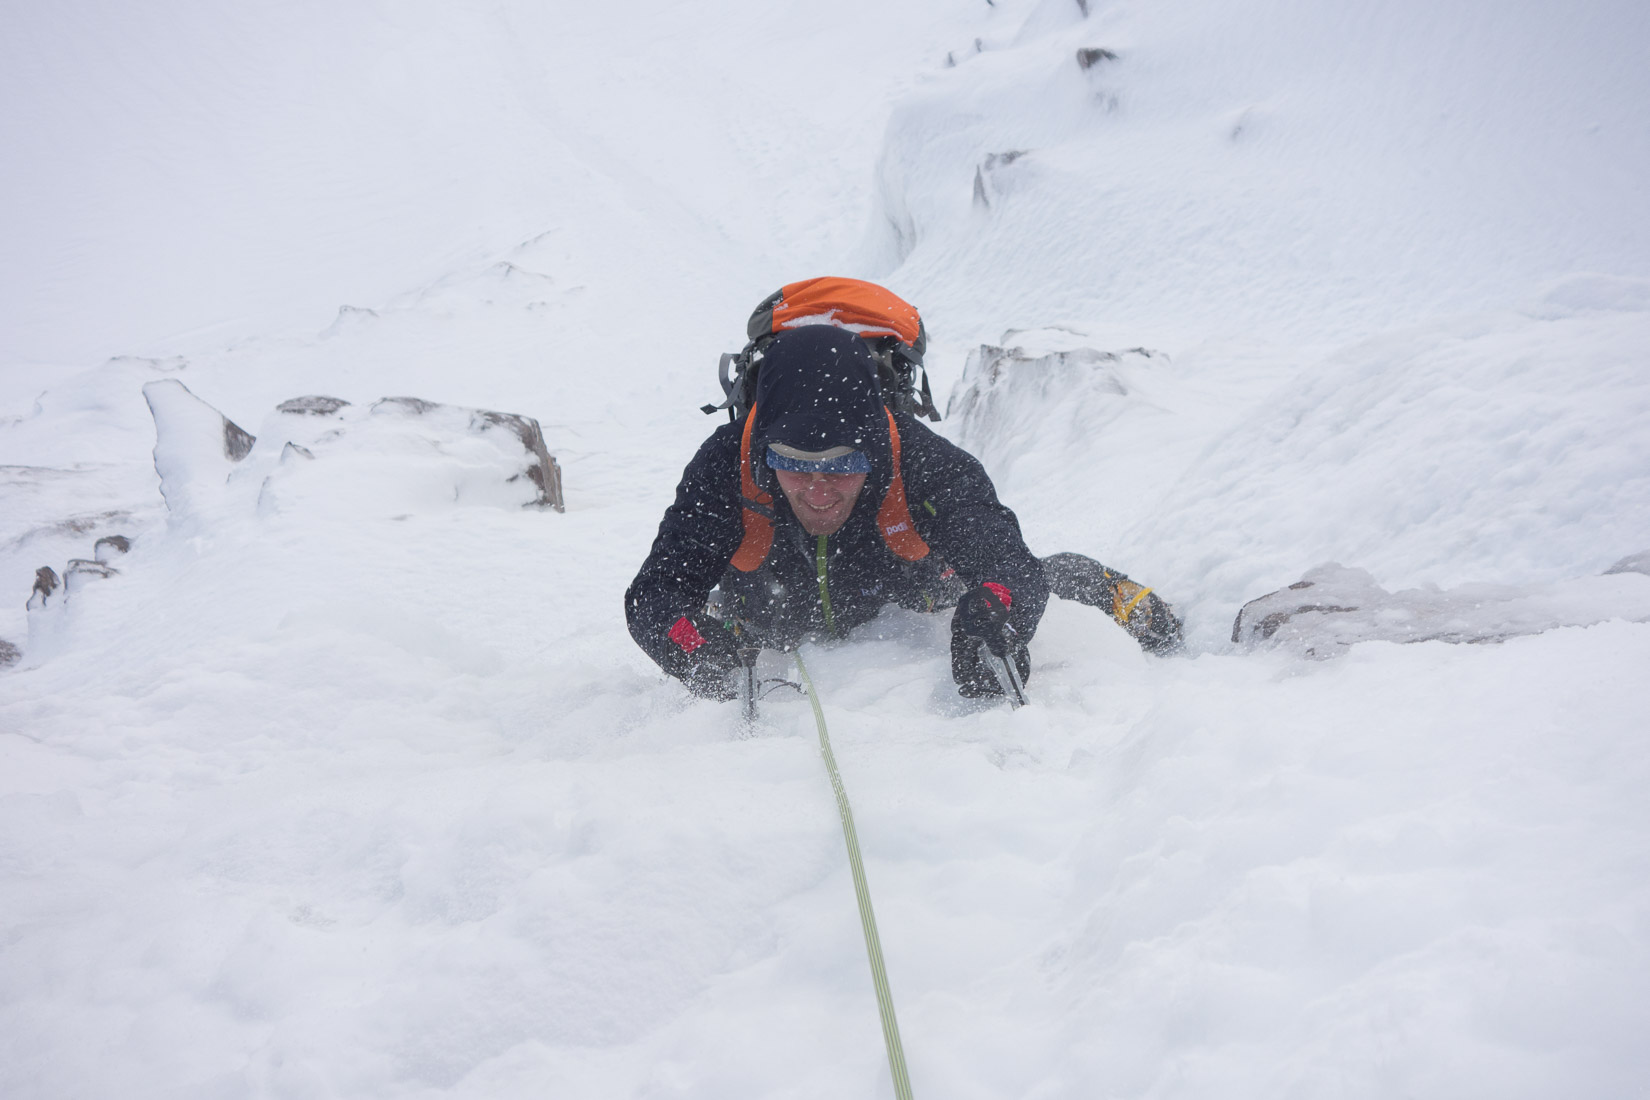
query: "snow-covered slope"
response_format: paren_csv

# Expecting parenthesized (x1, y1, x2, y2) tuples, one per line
(869, 0, 1650, 347)
(3, 1, 1648, 1097)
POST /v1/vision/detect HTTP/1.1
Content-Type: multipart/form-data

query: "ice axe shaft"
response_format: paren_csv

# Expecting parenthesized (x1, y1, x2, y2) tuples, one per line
(980, 639, 1029, 708)
(736, 638, 761, 725)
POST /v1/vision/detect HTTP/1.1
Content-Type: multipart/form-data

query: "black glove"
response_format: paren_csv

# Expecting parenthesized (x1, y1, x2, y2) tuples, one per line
(955, 583, 1015, 655)
(951, 584, 1031, 697)
(664, 613, 740, 700)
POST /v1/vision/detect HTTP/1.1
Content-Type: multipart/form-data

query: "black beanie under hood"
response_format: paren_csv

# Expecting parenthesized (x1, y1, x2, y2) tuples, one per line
(750, 326, 888, 474)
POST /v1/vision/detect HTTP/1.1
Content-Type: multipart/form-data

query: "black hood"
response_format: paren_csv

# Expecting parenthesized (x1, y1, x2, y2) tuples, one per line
(750, 326, 892, 501)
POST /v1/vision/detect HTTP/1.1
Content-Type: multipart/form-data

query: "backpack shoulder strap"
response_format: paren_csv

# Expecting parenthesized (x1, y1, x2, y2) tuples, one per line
(876, 409, 932, 562)
(730, 405, 930, 572)
(730, 404, 775, 572)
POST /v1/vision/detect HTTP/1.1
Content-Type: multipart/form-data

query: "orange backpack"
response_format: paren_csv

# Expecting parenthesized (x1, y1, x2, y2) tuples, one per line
(702, 277, 942, 423)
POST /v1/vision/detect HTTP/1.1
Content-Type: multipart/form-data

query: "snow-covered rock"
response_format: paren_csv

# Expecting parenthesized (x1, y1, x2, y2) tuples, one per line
(1605, 549, 1650, 577)
(139, 381, 565, 526)
(11, 530, 134, 667)
(275, 395, 351, 416)
(947, 340, 1163, 480)
(92, 535, 131, 564)
(1233, 562, 1650, 658)
(62, 558, 118, 597)
(25, 566, 59, 612)
(253, 395, 564, 519)
(22, 565, 66, 657)
(142, 378, 256, 521)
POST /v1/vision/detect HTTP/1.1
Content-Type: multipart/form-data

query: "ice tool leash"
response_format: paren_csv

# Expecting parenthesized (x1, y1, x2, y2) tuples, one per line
(792, 649, 915, 1100)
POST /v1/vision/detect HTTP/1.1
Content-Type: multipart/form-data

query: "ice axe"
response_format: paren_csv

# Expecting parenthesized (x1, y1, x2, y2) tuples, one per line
(960, 584, 1029, 709)
(736, 633, 761, 725)
(728, 620, 802, 728)
(980, 619, 1029, 709)
(989, 648, 1029, 709)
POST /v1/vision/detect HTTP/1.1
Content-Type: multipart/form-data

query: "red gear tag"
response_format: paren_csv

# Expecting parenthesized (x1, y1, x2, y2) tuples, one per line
(668, 616, 707, 654)
(982, 581, 1012, 609)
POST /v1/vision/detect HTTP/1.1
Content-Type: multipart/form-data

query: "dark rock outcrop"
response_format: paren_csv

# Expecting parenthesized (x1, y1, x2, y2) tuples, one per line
(27, 566, 59, 611)
(276, 396, 351, 416)
(1077, 47, 1117, 70)
(94, 535, 132, 562)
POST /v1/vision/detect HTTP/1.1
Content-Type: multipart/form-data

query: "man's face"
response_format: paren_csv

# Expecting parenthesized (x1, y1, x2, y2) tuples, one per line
(774, 469, 868, 537)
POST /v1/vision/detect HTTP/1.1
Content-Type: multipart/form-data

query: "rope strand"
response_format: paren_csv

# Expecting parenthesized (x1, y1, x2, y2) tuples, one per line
(793, 649, 914, 1100)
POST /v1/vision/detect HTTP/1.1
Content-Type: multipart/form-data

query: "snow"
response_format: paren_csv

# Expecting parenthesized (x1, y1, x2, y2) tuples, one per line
(3, 1, 1649, 1097)
(954, 293, 1650, 649)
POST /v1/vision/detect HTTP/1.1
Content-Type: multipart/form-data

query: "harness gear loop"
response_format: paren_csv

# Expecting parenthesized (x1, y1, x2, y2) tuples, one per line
(731, 406, 931, 572)
(793, 649, 916, 1100)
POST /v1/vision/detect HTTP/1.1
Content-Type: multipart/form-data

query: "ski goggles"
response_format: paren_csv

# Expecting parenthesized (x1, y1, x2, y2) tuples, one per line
(765, 443, 871, 475)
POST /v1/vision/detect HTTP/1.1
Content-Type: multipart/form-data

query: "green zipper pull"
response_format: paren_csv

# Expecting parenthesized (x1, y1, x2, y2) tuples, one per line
(816, 534, 836, 636)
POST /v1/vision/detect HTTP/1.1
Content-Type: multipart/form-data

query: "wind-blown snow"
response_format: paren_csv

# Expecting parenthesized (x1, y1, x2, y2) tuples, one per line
(3, 1, 1648, 1097)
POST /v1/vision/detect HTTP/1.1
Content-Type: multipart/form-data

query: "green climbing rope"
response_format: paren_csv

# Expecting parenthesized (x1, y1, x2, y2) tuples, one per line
(815, 535, 836, 636)
(793, 649, 914, 1100)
